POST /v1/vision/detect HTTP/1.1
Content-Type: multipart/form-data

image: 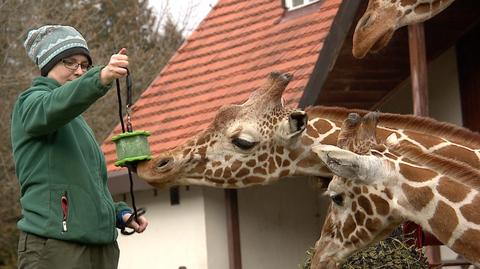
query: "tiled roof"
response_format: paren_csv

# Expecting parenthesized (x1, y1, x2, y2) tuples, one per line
(102, 0, 343, 172)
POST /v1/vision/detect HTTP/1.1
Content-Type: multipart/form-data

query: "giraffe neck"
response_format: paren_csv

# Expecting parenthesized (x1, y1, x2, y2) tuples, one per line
(396, 0, 455, 26)
(376, 145, 480, 264)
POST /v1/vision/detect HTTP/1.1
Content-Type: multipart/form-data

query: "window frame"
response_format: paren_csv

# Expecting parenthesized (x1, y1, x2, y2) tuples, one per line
(284, 0, 321, 11)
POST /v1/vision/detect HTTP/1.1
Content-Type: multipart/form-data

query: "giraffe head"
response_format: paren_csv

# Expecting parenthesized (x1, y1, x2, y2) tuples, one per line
(352, 0, 454, 58)
(310, 112, 404, 268)
(136, 72, 320, 188)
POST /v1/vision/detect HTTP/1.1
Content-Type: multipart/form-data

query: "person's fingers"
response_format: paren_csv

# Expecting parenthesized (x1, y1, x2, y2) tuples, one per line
(118, 48, 127, 55)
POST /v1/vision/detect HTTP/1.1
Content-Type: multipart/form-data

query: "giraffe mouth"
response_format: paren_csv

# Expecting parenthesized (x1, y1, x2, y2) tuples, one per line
(370, 29, 395, 53)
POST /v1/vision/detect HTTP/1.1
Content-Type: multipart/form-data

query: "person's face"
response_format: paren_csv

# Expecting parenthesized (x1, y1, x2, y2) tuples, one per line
(47, 54, 90, 85)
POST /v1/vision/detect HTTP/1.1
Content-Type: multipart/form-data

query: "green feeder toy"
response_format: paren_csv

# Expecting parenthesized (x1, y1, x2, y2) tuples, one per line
(112, 130, 152, 167)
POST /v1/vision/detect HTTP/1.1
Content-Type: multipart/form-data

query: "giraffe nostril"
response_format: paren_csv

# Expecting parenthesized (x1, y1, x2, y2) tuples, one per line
(156, 157, 173, 172)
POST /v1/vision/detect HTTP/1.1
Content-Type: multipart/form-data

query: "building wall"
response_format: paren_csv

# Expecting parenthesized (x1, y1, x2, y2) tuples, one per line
(238, 178, 327, 269)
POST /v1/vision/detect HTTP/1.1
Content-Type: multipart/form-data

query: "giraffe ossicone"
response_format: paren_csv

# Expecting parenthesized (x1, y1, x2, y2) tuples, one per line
(352, 0, 455, 58)
(137, 72, 480, 190)
(310, 112, 480, 268)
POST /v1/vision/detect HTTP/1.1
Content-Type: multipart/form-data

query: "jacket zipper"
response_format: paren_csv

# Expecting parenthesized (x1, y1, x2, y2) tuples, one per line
(61, 191, 68, 232)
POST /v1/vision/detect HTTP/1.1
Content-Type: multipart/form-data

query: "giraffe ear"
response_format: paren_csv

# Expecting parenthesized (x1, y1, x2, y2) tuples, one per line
(312, 145, 366, 181)
(288, 110, 308, 137)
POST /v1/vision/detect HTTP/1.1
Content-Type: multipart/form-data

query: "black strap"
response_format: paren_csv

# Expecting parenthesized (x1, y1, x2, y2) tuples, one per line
(115, 70, 144, 236)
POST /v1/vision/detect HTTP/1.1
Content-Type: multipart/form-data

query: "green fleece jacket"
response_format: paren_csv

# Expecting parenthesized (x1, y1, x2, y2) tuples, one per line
(11, 66, 130, 244)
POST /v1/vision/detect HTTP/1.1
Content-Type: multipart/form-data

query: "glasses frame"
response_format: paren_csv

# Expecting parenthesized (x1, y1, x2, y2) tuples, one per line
(61, 59, 91, 72)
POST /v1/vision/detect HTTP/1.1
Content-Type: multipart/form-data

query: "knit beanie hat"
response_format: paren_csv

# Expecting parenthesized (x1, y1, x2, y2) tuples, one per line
(24, 25, 92, 76)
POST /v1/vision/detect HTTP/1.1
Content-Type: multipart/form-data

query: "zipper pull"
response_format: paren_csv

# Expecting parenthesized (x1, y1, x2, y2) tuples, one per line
(61, 192, 68, 232)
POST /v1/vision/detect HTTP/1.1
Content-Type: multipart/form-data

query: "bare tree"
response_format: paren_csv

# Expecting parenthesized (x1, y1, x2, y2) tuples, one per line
(0, 0, 184, 267)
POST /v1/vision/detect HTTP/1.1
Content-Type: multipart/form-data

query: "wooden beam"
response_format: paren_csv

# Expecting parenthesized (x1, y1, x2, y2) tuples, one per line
(225, 189, 242, 269)
(408, 23, 441, 265)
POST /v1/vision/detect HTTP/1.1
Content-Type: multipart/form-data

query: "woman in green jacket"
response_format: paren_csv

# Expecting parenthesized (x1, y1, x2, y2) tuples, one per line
(11, 25, 148, 269)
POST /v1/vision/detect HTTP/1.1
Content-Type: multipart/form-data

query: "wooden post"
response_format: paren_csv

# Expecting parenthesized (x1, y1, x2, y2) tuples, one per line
(408, 23, 441, 265)
(225, 189, 242, 269)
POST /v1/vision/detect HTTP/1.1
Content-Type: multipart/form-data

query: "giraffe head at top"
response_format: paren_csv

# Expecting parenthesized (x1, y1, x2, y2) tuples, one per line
(310, 112, 480, 268)
(352, 0, 454, 58)
(136, 72, 331, 188)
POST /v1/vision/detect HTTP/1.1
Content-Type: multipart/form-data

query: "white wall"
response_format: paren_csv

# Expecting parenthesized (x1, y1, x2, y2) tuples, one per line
(238, 178, 327, 269)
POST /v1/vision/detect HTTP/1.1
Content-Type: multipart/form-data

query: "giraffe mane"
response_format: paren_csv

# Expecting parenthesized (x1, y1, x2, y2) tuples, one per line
(391, 144, 480, 192)
(306, 106, 480, 149)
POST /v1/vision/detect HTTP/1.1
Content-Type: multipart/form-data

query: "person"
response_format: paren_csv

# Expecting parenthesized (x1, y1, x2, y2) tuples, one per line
(11, 25, 148, 269)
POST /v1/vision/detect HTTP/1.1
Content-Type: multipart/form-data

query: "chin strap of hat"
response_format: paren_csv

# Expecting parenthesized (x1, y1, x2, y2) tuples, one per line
(115, 69, 146, 235)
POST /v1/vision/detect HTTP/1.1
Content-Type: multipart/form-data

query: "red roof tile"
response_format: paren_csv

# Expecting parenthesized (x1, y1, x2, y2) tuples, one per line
(102, 0, 343, 172)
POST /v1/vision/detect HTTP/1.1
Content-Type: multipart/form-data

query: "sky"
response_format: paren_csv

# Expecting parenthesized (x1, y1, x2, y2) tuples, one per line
(149, 0, 219, 36)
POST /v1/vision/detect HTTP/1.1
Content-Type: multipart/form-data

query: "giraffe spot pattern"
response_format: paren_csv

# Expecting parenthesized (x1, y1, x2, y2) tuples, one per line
(231, 160, 242, 172)
(236, 168, 250, 178)
(400, 0, 417, 7)
(258, 153, 268, 162)
(451, 229, 480, 263)
(306, 125, 320, 138)
(253, 167, 267, 175)
(399, 163, 437, 182)
(401, 184, 433, 211)
(370, 194, 390, 215)
(436, 176, 470, 203)
(434, 145, 479, 168)
(358, 195, 373, 215)
(365, 218, 382, 232)
(356, 228, 370, 242)
(297, 153, 322, 168)
(242, 176, 264, 185)
(414, 3, 432, 14)
(428, 200, 459, 243)
(459, 194, 480, 225)
(342, 215, 356, 239)
(246, 159, 257, 167)
(312, 120, 333, 135)
(403, 131, 444, 149)
(354, 210, 366, 226)
(321, 130, 340, 146)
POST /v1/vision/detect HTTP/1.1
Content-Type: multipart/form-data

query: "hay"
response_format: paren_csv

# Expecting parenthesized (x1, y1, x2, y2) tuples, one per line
(300, 228, 429, 269)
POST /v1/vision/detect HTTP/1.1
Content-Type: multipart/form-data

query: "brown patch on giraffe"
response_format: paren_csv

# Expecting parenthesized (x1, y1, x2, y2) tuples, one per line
(362, 186, 368, 193)
(401, 184, 434, 211)
(342, 215, 356, 239)
(276, 146, 284, 155)
(296, 153, 322, 168)
(400, 0, 417, 7)
(372, 152, 382, 158)
(355, 211, 366, 226)
(253, 167, 267, 175)
(246, 159, 257, 167)
(268, 157, 277, 174)
(301, 135, 314, 146)
(366, 218, 382, 232)
(451, 229, 480, 263)
(182, 148, 192, 158)
(382, 188, 393, 200)
(236, 168, 250, 178)
(223, 168, 232, 178)
(414, 3, 431, 14)
(282, 159, 291, 167)
(459, 194, 480, 225)
(358, 195, 373, 215)
(313, 120, 333, 134)
(375, 129, 395, 142)
(436, 177, 470, 203)
(279, 169, 289, 178)
(352, 201, 357, 211)
(225, 155, 232, 161)
(428, 201, 458, 243)
(321, 130, 340, 146)
(231, 160, 242, 172)
(306, 125, 320, 138)
(197, 145, 208, 158)
(399, 163, 437, 182)
(432, 0, 441, 10)
(356, 228, 370, 242)
(275, 156, 282, 167)
(205, 169, 213, 177)
(433, 145, 479, 168)
(350, 235, 360, 245)
(242, 176, 264, 185)
(214, 169, 223, 178)
(370, 194, 390, 215)
(209, 140, 217, 147)
(258, 153, 268, 162)
(404, 131, 444, 149)
(288, 148, 303, 161)
(212, 161, 221, 167)
(206, 177, 225, 184)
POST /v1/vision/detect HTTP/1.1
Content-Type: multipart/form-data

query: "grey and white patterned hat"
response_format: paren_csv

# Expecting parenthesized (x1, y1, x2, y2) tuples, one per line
(24, 25, 92, 76)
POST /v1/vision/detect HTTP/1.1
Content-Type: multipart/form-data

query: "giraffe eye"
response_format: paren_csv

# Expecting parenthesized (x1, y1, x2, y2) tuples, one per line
(232, 137, 258, 150)
(330, 193, 344, 206)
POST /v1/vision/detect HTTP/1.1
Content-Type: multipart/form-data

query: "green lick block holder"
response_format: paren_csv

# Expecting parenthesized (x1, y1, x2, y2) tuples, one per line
(112, 130, 152, 167)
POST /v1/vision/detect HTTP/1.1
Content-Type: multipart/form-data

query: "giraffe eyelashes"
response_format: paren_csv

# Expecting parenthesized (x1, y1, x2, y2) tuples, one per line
(330, 193, 345, 206)
(231, 137, 258, 150)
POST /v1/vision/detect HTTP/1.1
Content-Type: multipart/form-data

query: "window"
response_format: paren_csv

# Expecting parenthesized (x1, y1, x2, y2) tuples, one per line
(284, 0, 321, 10)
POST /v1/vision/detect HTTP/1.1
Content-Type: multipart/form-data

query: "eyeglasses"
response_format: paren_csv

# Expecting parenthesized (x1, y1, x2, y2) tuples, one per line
(62, 59, 91, 71)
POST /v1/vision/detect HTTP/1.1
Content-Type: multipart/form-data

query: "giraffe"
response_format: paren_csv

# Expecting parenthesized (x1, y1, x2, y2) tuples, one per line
(352, 0, 455, 58)
(136, 71, 480, 189)
(310, 112, 480, 268)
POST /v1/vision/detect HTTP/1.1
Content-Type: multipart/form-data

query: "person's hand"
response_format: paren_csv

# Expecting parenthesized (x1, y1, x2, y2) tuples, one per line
(100, 48, 129, 86)
(122, 213, 148, 233)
